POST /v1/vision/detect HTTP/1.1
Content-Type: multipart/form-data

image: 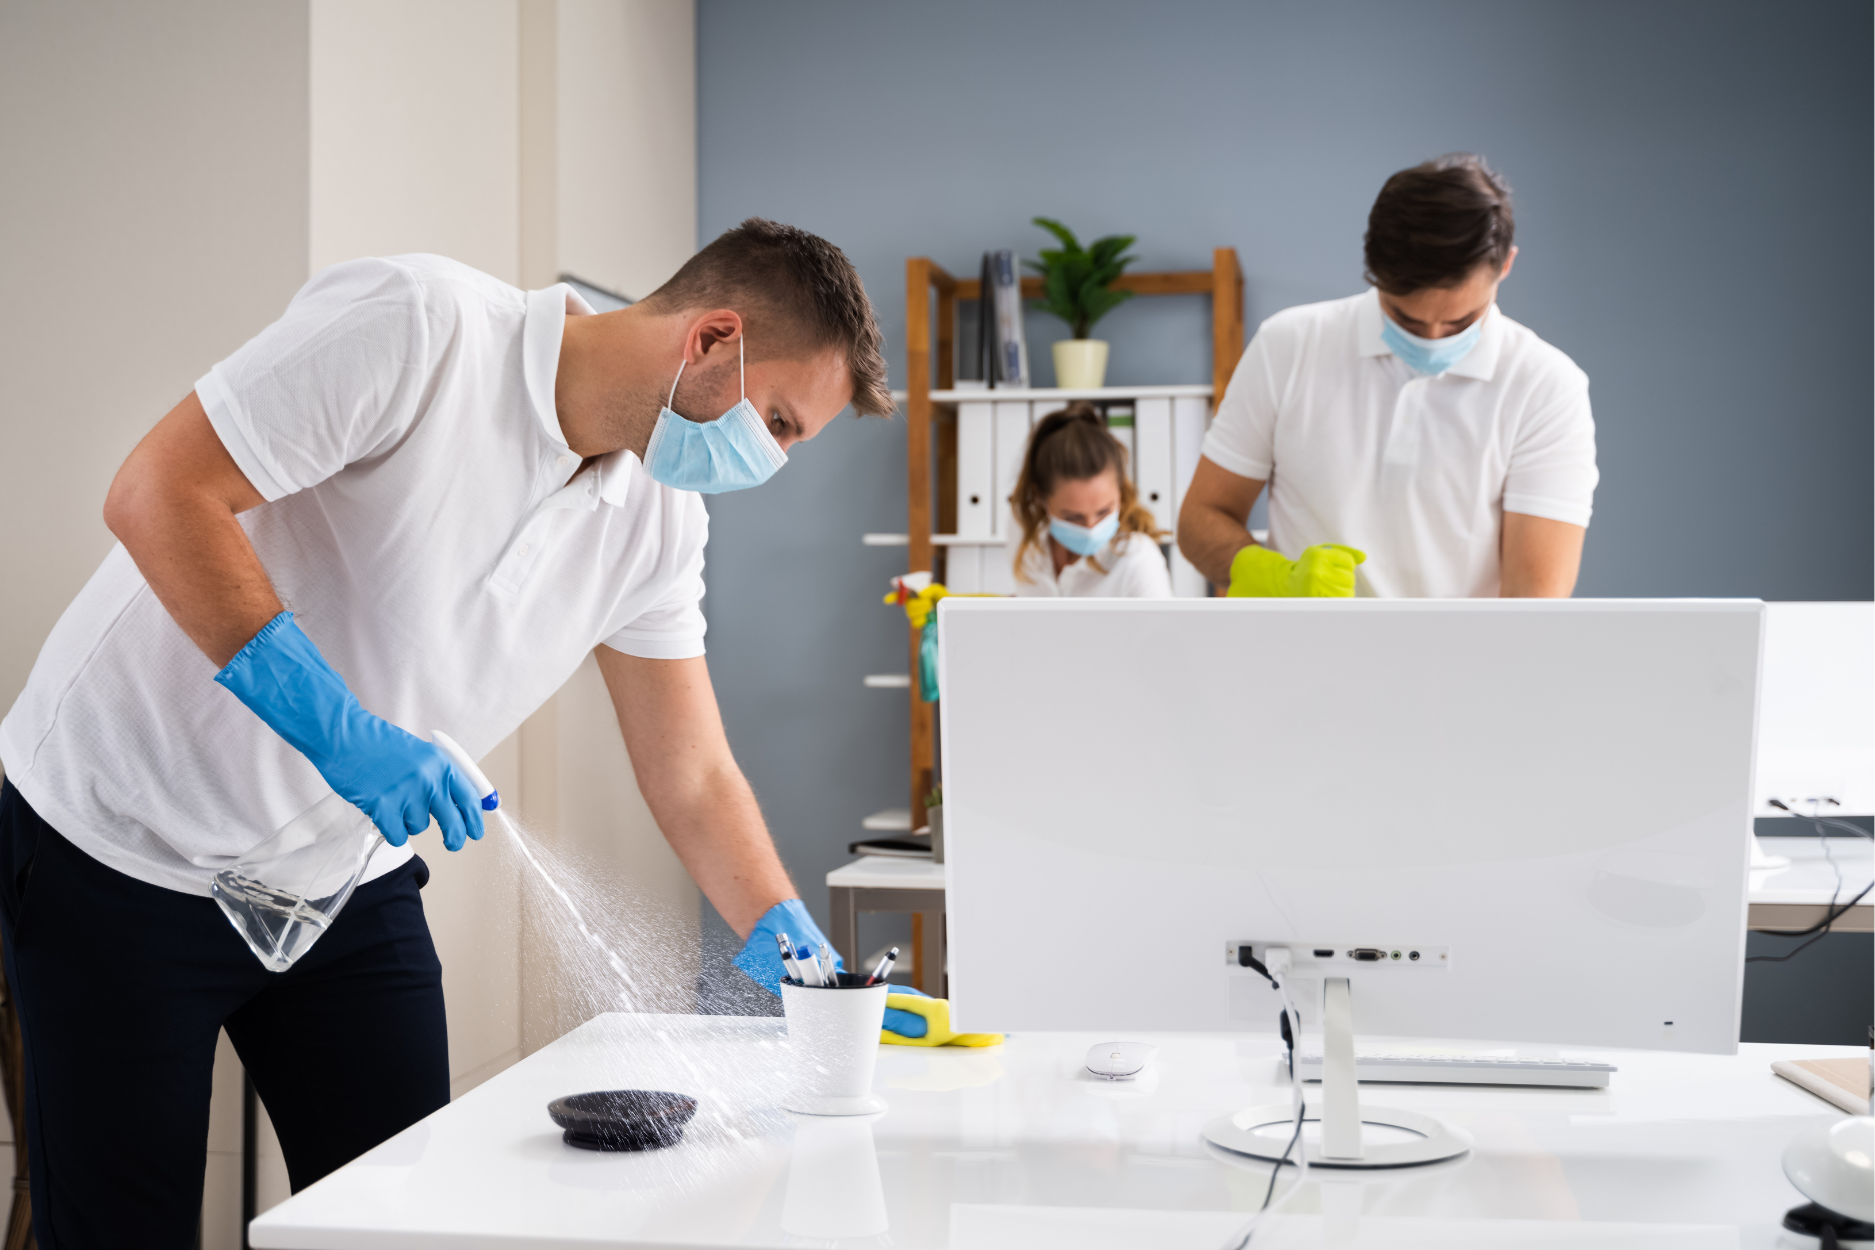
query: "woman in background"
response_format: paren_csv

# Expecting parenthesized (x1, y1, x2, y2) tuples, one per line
(1009, 402, 1172, 598)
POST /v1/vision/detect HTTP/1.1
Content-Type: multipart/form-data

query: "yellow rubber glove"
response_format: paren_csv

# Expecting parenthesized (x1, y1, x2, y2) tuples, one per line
(905, 584, 949, 630)
(879, 993, 1003, 1047)
(1227, 543, 1366, 598)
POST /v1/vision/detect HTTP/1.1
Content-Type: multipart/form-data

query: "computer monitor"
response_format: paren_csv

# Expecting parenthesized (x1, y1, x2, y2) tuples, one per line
(1756, 601, 1873, 816)
(938, 599, 1762, 1166)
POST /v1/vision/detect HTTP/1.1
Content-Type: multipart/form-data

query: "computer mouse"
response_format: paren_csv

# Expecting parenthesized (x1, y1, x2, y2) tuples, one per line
(1085, 1041, 1158, 1080)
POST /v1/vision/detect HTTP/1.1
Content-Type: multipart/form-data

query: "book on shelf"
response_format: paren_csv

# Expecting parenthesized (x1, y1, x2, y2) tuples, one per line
(849, 830, 934, 859)
(991, 249, 1029, 387)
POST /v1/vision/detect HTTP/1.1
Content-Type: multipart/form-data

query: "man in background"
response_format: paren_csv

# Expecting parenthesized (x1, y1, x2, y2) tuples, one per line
(1179, 154, 1597, 598)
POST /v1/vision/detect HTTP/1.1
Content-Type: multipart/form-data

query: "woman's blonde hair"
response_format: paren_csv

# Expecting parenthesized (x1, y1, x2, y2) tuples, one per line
(1011, 402, 1166, 583)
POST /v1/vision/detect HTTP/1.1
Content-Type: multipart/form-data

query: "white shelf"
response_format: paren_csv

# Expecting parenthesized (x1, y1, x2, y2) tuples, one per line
(930, 384, 1212, 403)
(864, 674, 911, 689)
(868, 529, 1264, 548)
(862, 809, 912, 832)
(889, 384, 1212, 404)
(863, 534, 1007, 547)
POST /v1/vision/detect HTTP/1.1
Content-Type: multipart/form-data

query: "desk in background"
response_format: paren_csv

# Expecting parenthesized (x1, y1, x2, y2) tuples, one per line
(251, 1011, 1866, 1249)
(827, 855, 946, 996)
(821, 837, 1874, 1010)
(1747, 835, 1873, 932)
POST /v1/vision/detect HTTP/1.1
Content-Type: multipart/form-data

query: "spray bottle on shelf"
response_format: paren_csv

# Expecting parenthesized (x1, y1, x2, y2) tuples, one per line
(211, 732, 498, 972)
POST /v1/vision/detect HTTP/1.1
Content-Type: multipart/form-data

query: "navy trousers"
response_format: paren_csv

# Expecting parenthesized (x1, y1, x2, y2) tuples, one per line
(0, 780, 450, 1249)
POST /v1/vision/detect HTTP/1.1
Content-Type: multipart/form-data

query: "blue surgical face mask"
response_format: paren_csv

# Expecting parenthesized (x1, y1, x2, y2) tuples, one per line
(1379, 306, 1488, 377)
(643, 337, 788, 494)
(1048, 511, 1120, 558)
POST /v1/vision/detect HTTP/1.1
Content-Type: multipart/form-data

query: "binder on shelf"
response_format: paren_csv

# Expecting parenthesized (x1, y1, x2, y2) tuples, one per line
(946, 545, 983, 594)
(980, 543, 1018, 595)
(990, 249, 1028, 386)
(1170, 394, 1212, 598)
(1170, 395, 1208, 518)
(955, 401, 995, 539)
(1134, 397, 1174, 532)
(1103, 404, 1136, 478)
(990, 401, 1033, 538)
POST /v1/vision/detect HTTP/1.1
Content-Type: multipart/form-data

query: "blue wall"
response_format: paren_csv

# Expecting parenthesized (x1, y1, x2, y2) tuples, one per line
(693, 0, 1873, 962)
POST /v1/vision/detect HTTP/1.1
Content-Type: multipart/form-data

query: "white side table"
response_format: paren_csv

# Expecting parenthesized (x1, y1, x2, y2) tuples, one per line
(826, 856, 946, 996)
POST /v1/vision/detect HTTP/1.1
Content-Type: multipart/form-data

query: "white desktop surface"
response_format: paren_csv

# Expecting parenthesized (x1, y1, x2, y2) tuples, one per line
(826, 854, 947, 890)
(250, 1013, 1862, 1249)
(1748, 835, 1874, 905)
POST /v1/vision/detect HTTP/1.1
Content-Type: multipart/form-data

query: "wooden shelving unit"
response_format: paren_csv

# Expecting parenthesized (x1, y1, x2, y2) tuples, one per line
(895, 249, 1245, 820)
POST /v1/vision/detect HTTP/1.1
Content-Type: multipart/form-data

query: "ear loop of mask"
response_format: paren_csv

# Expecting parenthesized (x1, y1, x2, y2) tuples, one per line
(665, 332, 748, 410)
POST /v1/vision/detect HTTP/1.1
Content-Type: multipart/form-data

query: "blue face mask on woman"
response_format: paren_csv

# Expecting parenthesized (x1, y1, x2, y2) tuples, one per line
(1048, 511, 1120, 558)
(1379, 307, 1488, 377)
(643, 336, 788, 493)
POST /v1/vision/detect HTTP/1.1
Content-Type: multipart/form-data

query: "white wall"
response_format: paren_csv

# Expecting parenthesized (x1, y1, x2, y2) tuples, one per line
(558, 0, 698, 300)
(309, 0, 523, 279)
(0, 0, 311, 723)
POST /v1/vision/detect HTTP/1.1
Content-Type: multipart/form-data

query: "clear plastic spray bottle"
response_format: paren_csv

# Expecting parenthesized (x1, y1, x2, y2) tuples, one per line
(211, 732, 497, 972)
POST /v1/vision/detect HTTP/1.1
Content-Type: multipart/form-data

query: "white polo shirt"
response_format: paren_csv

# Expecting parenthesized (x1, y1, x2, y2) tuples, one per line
(0, 255, 709, 895)
(1009, 527, 1174, 598)
(1200, 289, 1597, 598)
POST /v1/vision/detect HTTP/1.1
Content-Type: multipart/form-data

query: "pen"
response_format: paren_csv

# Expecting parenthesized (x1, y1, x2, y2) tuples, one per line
(817, 942, 838, 987)
(797, 944, 824, 987)
(775, 932, 802, 985)
(868, 946, 899, 985)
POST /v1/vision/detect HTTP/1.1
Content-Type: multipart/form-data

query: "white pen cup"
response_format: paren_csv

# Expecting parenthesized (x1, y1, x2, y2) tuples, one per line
(779, 973, 890, 1116)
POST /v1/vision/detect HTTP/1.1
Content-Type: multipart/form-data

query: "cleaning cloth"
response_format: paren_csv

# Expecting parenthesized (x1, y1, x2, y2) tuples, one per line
(880, 990, 1002, 1048)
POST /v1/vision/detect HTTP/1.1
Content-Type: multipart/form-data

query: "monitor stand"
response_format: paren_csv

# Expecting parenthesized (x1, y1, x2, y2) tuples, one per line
(1201, 977, 1473, 1168)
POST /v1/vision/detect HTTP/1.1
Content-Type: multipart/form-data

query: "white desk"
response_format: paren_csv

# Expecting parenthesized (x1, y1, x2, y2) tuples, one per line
(1749, 835, 1874, 932)
(827, 855, 947, 995)
(251, 1012, 1863, 1249)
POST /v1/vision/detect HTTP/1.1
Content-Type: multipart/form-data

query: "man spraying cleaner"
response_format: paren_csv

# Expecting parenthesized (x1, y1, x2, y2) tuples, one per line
(0, 220, 901, 1246)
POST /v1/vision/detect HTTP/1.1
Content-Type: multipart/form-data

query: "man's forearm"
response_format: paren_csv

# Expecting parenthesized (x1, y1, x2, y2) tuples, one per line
(104, 393, 277, 667)
(645, 760, 796, 937)
(1175, 458, 1267, 586)
(1177, 502, 1259, 586)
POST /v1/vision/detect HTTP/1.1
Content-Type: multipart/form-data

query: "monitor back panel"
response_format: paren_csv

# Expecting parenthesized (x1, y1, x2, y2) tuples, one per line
(938, 599, 1762, 1054)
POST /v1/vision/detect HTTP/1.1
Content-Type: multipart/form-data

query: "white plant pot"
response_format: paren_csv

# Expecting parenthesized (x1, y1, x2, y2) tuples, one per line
(1052, 338, 1109, 389)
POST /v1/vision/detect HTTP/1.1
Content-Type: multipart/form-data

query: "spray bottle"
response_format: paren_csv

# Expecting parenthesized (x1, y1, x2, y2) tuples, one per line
(211, 732, 498, 972)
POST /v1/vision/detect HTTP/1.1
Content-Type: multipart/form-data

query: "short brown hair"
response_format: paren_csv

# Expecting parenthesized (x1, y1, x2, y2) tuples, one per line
(1363, 154, 1514, 294)
(1010, 402, 1165, 581)
(641, 218, 893, 417)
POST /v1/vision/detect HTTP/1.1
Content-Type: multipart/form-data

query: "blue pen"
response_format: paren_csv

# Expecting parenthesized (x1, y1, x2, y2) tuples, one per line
(797, 944, 824, 986)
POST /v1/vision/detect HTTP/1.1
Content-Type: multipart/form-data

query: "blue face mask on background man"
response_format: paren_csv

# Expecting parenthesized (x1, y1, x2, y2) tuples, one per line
(643, 335, 788, 493)
(1380, 306, 1489, 377)
(1049, 511, 1120, 557)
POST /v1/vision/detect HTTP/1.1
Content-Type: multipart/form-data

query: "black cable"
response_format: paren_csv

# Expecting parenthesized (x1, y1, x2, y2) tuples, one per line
(1259, 1107, 1304, 1213)
(1259, 989, 1305, 1214)
(1746, 802, 1873, 962)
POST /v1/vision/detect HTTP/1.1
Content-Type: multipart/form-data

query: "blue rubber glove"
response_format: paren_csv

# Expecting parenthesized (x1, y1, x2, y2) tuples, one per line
(735, 899, 845, 993)
(882, 983, 931, 1038)
(215, 612, 484, 851)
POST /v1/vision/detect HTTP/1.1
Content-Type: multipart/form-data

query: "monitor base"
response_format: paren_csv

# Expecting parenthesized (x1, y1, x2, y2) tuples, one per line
(1204, 975, 1473, 1169)
(1202, 1104, 1472, 1169)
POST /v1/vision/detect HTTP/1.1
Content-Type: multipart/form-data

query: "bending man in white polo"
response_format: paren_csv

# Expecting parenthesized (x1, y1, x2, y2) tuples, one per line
(0, 219, 893, 1247)
(1179, 154, 1598, 598)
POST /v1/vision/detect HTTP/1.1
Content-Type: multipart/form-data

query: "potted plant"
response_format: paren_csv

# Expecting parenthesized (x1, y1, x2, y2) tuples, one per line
(1026, 217, 1137, 389)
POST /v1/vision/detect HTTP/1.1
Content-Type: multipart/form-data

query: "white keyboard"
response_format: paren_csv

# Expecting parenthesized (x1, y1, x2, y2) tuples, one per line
(1295, 1052, 1616, 1088)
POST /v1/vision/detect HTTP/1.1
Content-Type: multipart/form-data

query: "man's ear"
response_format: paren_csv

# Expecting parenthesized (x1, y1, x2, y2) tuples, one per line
(684, 309, 744, 365)
(1497, 246, 1519, 283)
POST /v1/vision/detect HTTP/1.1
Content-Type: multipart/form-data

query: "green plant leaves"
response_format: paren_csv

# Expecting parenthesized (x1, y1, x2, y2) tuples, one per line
(1024, 216, 1137, 340)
